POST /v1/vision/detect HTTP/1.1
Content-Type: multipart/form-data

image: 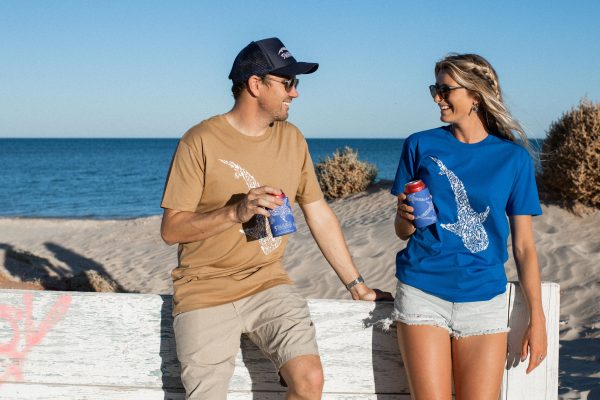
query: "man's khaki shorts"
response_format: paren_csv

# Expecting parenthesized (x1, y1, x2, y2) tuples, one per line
(173, 284, 319, 399)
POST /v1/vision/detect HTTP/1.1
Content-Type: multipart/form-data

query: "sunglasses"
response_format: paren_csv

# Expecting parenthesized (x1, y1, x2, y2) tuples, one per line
(429, 84, 464, 100)
(266, 76, 299, 92)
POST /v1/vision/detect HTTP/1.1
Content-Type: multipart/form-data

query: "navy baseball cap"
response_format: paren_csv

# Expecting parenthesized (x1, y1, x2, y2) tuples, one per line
(228, 37, 319, 84)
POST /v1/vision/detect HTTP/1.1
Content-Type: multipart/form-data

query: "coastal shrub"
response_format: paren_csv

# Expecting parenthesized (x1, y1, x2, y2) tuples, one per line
(315, 146, 377, 199)
(538, 98, 600, 212)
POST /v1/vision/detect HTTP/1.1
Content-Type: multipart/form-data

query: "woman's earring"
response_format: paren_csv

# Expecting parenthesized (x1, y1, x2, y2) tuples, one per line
(472, 103, 479, 113)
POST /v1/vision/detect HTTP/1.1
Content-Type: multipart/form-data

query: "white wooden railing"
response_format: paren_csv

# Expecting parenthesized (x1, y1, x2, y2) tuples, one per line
(0, 282, 559, 399)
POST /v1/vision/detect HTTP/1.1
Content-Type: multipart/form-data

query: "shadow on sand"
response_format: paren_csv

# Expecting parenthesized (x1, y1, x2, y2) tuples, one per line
(559, 337, 600, 399)
(0, 242, 127, 292)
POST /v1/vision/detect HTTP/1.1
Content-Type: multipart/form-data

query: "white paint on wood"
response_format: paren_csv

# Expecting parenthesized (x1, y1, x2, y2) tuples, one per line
(502, 282, 560, 400)
(0, 383, 184, 400)
(0, 383, 412, 400)
(0, 283, 559, 398)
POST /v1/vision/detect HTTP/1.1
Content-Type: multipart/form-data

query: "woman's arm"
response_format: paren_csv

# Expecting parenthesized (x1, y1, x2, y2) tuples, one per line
(509, 215, 547, 374)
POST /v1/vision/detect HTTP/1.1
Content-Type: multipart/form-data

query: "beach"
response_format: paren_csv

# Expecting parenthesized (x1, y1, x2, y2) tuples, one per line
(0, 183, 598, 398)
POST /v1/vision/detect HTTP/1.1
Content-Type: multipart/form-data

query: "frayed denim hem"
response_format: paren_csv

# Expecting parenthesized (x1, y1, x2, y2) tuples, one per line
(452, 326, 510, 339)
(381, 310, 452, 334)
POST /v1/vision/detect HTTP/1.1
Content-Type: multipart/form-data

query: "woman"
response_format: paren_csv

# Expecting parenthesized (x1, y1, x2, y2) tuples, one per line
(392, 53, 547, 399)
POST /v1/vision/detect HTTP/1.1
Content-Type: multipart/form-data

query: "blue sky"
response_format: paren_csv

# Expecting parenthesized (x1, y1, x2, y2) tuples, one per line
(1, 1, 598, 138)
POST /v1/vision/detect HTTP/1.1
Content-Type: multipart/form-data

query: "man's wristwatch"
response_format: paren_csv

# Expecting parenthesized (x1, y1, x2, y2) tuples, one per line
(345, 275, 365, 291)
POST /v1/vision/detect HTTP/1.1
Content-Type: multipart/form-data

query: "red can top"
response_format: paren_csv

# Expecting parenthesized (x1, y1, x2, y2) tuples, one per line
(274, 191, 286, 199)
(404, 180, 426, 194)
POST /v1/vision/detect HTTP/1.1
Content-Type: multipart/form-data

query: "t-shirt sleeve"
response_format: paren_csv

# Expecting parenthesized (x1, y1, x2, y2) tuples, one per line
(295, 138, 324, 205)
(391, 138, 416, 196)
(161, 139, 205, 212)
(506, 152, 542, 216)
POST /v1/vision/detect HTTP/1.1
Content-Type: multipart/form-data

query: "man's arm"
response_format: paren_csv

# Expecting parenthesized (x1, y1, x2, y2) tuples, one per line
(160, 186, 283, 245)
(300, 198, 393, 301)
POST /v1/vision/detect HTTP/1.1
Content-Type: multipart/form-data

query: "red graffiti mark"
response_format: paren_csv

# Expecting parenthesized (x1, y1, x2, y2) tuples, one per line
(0, 293, 72, 384)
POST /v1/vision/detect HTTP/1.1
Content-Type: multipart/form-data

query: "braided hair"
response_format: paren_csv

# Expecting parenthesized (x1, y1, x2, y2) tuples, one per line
(434, 53, 530, 150)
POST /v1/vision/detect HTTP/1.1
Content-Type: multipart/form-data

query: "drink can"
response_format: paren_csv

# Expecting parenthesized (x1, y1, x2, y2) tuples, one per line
(404, 180, 437, 228)
(268, 192, 297, 237)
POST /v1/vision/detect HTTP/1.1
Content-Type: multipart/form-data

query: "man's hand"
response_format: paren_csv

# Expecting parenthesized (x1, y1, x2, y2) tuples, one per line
(350, 283, 394, 301)
(233, 186, 283, 223)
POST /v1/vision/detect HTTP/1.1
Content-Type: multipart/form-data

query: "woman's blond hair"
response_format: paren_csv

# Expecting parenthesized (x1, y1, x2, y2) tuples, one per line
(435, 53, 531, 150)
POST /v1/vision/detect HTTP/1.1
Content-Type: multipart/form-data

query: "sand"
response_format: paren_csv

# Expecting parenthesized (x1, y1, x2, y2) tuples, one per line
(0, 183, 598, 398)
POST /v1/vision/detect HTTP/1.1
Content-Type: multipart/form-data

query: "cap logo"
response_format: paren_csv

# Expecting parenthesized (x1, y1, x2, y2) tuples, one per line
(278, 47, 292, 60)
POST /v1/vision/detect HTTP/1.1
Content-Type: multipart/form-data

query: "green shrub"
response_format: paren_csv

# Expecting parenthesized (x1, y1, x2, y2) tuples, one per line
(315, 146, 377, 199)
(538, 98, 600, 212)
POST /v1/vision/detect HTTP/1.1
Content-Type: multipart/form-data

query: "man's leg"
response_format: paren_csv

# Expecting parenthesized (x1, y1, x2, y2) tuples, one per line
(279, 354, 324, 400)
(173, 302, 242, 400)
(242, 284, 323, 400)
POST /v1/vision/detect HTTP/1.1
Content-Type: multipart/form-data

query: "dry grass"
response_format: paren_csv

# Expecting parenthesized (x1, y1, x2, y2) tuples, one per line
(62, 270, 122, 292)
(0, 272, 44, 290)
(538, 98, 600, 214)
(315, 146, 377, 199)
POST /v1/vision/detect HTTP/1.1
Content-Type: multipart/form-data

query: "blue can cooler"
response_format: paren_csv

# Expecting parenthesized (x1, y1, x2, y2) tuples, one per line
(268, 192, 297, 237)
(404, 180, 437, 228)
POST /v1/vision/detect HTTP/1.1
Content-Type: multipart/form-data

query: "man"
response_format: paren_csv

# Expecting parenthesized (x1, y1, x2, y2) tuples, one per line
(161, 37, 391, 400)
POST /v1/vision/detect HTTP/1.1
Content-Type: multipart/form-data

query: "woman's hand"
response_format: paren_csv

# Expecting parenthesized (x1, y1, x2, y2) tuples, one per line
(521, 318, 547, 374)
(396, 193, 414, 221)
(394, 193, 416, 240)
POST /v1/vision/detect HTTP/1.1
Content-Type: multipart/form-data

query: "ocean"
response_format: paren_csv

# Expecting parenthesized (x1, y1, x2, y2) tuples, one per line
(0, 138, 406, 219)
(0, 138, 544, 219)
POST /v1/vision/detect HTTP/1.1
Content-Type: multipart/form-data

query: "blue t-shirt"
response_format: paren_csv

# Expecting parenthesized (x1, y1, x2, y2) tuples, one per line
(391, 126, 542, 302)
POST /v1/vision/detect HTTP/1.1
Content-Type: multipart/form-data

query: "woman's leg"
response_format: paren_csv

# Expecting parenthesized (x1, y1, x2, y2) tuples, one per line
(451, 332, 508, 400)
(397, 323, 453, 400)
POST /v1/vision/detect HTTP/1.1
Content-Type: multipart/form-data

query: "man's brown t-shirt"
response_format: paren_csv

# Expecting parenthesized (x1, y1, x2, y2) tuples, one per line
(161, 115, 323, 315)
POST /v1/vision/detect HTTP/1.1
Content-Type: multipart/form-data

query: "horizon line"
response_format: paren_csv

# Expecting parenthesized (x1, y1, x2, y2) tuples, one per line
(0, 135, 547, 140)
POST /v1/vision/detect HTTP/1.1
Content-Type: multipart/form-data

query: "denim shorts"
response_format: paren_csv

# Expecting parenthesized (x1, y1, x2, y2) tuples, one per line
(391, 281, 510, 338)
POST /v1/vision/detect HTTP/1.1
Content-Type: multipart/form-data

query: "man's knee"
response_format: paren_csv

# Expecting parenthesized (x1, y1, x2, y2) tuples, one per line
(302, 366, 325, 391)
(281, 355, 324, 398)
(288, 369, 324, 398)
